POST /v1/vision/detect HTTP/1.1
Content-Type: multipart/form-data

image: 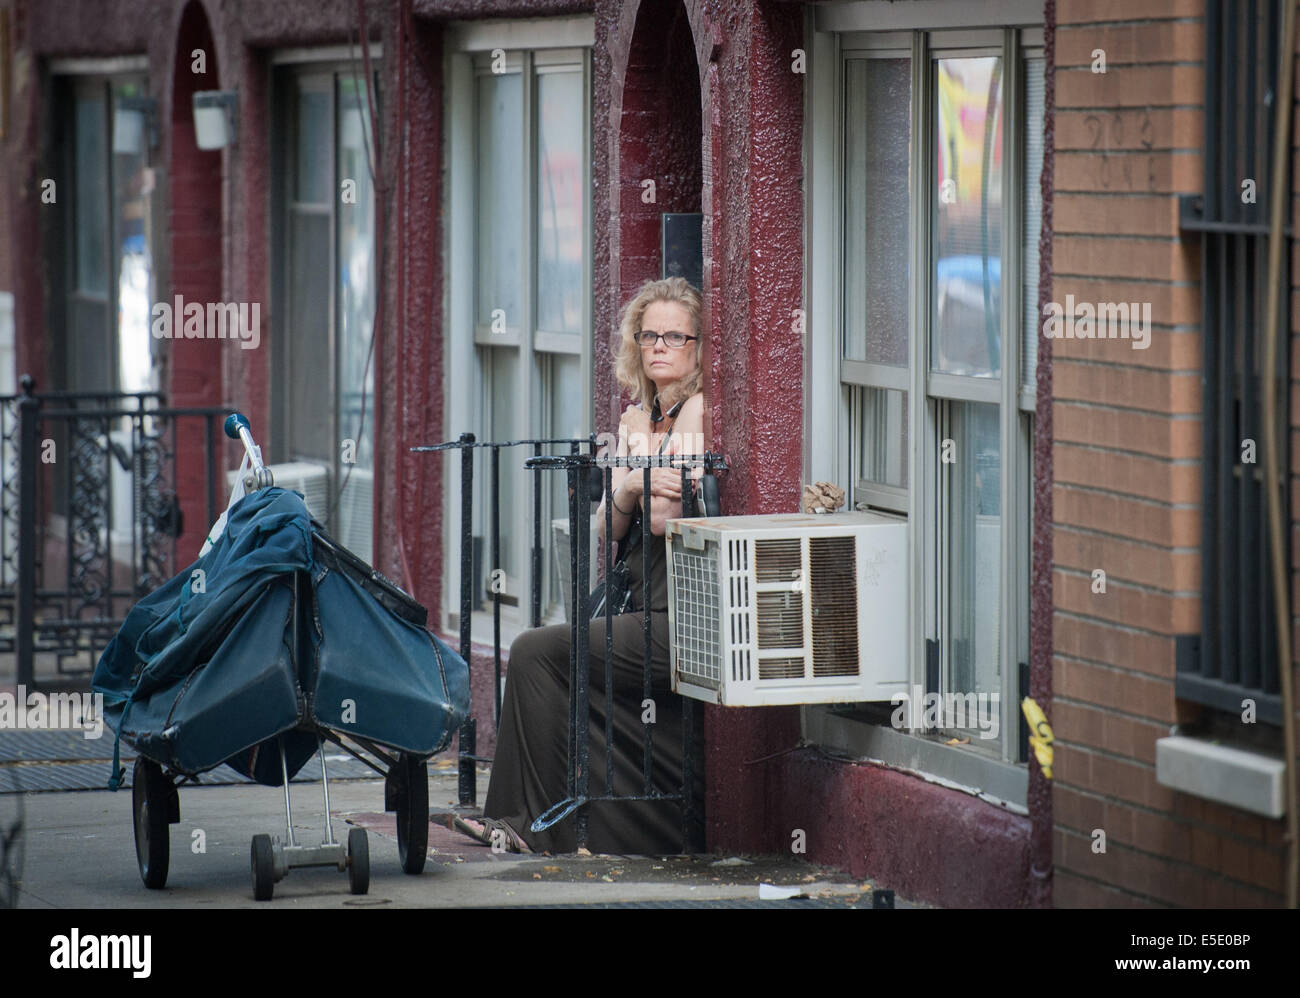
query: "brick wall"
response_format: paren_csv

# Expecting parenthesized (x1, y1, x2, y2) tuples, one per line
(1051, 0, 1293, 907)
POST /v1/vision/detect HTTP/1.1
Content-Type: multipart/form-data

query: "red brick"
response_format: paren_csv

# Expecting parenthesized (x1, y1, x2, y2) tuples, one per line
(1054, 485, 1199, 549)
(1055, 150, 1202, 195)
(1055, 21, 1204, 69)
(1054, 192, 1183, 236)
(1052, 615, 1174, 677)
(1054, 361, 1200, 414)
(1053, 405, 1200, 460)
(1054, 655, 1177, 722)
(1057, 66, 1204, 110)
(1057, 0, 1202, 21)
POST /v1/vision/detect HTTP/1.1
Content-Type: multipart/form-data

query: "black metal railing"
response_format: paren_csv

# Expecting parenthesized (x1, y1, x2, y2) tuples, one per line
(2, 377, 229, 688)
(1178, 0, 1290, 725)
(413, 432, 725, 852)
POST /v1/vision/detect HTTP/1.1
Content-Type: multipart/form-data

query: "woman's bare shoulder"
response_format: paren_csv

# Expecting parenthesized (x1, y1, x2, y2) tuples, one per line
(678, 393, 705, 419)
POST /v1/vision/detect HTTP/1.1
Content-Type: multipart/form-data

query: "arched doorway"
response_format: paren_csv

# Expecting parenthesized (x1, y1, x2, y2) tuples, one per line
(168, 0, 224, 559)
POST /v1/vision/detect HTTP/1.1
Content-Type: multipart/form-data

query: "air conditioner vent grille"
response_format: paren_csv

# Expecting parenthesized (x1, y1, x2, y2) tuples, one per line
(758, 656, 805, 680)
(756, 591, 804, 651)
(728, 537, 750, 682)
(754, 538, 800, 583)
(670, 536, 721, 689)
(810, 536, 859, 677)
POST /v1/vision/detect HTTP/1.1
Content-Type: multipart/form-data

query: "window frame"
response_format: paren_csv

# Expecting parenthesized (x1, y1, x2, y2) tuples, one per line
(803, 3, 1042, 804)
(47, 59, 152, 394)
(442, 17, 595, 639)
(269, 56, 381, 560)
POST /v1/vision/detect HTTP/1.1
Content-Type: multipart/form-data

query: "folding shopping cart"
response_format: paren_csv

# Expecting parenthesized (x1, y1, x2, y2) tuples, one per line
(93, 414, 469, 900)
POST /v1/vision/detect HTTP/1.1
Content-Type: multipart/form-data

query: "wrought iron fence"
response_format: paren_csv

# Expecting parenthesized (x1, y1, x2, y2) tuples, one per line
(1, 377, 229, 687)
(414, 432, 725, 852)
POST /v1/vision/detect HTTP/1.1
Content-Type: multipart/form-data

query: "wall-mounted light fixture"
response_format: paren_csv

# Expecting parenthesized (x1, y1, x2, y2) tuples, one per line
(193, 90, 238, 150)
(113, 95, 159, 155)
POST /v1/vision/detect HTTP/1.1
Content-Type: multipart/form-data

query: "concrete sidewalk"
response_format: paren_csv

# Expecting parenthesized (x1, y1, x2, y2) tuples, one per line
(8, 765, 910, 908)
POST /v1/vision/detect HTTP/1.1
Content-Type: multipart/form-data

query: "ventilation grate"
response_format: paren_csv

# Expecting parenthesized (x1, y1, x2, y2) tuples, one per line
(671, 536, 721, 689)
(756, 591, 804, 649)
(758, 656, 806, 680)
(810, 536, 859, 677)
(754, 538, 801, 584)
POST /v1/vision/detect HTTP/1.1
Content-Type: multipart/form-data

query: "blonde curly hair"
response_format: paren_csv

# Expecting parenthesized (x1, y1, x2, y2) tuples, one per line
(614, 277, 703, 412)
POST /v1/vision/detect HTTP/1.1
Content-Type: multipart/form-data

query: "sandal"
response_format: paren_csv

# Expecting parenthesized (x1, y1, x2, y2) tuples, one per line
(449, 815, 532, 853)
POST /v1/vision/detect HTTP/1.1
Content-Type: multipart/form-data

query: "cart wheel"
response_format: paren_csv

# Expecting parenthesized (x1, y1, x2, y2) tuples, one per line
(132, 758, 170, 889)
(348, 827, 369, 895)
(395, 755, 429, 875)
(251, 834, 275, 901)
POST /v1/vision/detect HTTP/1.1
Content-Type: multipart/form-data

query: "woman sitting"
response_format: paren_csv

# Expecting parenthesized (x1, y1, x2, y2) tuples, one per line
(456, 276, 706, 854)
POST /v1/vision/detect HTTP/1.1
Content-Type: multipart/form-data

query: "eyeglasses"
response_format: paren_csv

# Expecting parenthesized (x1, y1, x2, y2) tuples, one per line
(634, 330, 698, 349)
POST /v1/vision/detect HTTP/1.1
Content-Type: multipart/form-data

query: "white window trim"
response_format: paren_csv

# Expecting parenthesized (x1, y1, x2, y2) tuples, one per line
(49, 56, 148, 75)
(271, 44, 382, 65)
(442, 20, 593, 641)
(802, 4, 1040, 806)
(445, 15, 595, 53)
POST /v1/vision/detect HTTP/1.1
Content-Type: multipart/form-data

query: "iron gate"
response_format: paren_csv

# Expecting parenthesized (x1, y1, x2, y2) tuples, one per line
(1, 377, 229, 688)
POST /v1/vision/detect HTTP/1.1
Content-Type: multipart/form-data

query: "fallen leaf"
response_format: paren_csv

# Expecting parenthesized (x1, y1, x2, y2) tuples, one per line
(801, 874, 817, 882)
(601, 875, 614, 883)
(544, 865, 561, 874)
(532, 873, 542, 880)
(945, 737, 970, 745)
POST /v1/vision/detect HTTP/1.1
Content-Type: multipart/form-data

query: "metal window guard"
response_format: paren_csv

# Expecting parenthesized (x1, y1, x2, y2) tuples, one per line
(412, 432, 726, 852)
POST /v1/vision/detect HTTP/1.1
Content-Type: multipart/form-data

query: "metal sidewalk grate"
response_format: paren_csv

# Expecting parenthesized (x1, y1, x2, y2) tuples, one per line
(0, 730, 382, 792)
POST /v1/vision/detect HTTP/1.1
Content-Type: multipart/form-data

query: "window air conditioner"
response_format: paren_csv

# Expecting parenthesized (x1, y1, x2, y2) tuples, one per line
(666, 511, 908, 706)
(228, 461, 330, 523)
(335, 466, 373, 564)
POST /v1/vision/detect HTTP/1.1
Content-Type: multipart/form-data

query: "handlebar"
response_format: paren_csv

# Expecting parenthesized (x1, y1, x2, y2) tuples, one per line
(224, 412, 275, 491)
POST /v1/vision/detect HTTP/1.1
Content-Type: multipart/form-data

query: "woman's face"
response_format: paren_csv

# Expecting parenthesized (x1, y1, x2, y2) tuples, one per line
(638, 300, 699, 395)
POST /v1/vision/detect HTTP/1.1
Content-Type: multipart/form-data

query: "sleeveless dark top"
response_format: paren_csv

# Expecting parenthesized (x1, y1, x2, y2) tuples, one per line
(617, 394, 689, 614)
(622, 516, 668, 613)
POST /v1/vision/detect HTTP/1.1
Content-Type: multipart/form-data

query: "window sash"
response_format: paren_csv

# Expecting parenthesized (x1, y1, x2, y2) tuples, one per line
(827, 24, 1037, 768)
(444, 33, 593, 637)
(274, 63, 379, 560)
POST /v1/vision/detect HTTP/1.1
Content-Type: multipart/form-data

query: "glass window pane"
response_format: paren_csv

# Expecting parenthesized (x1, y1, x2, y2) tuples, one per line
(1022, 55, 1045, 396)
(477, 72, 523, 327)
(337, 76, 377, 561)
(337, 76, 376, 470)
(843, 57, 911, 365)
(112, 80, 153, 394)
(536, 71, 584, 335)
(295, 82, 331, 203)
(483, 346, 519, 579)
(943, 400, 1001, 748)
(856, 386, 908, 490)
(931, 56, 1003, 379)
(288, 211, 332, 462)
(75, 91, 109, 295)
(546, 353, 584, 615)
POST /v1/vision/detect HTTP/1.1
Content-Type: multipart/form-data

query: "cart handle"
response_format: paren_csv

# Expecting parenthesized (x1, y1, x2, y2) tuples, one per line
(224, 412, 275, 490)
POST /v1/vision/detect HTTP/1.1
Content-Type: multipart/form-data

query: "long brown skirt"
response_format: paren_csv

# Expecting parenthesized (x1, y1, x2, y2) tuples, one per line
(482, 610, 704, 855)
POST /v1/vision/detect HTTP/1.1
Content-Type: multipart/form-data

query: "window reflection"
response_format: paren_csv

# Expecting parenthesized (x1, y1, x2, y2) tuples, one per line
(932, 56, 1003, 379)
